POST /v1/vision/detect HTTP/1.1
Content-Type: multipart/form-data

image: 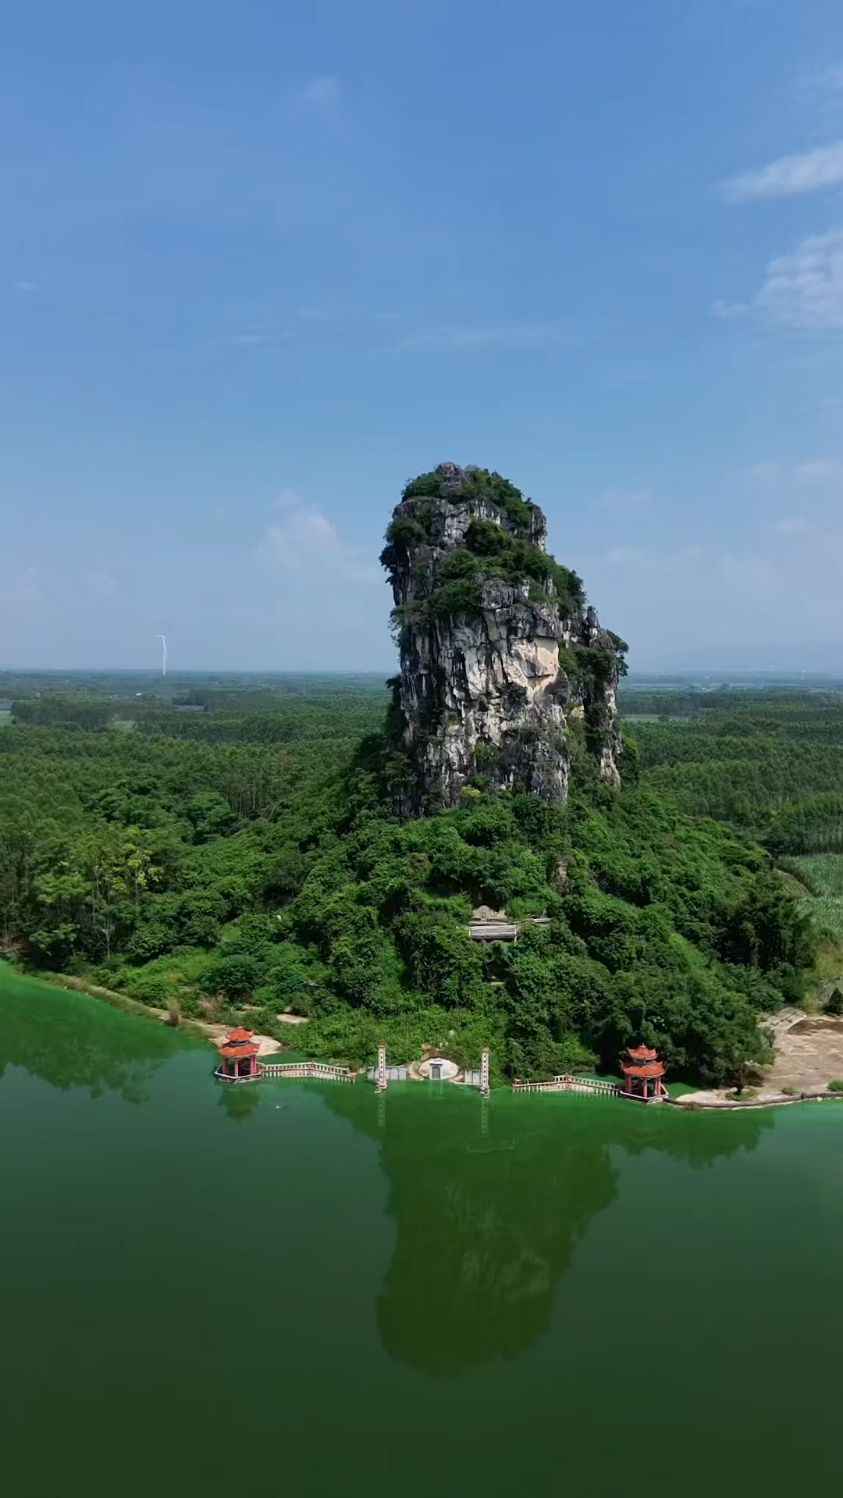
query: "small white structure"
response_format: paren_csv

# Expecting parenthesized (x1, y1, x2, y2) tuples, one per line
(419, 1055, 459, 1082)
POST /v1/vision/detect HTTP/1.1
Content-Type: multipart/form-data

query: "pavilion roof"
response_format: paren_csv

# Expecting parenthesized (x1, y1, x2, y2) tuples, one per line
(225, 1027, 254, 1043)
(219, 1042, 259, 1059)
(622, 1060, 665, 1079)
(627, 1044, 658, 1061)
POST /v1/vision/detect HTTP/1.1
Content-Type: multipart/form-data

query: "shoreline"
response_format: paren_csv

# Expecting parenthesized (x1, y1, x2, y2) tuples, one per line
(669, 1088, 843, 1111)
(5, 964, 843, 1112)
(2, 965, 285, 1056)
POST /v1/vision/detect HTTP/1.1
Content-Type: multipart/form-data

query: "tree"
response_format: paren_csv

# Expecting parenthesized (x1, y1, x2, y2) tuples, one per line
(204, 953, 260, 1002)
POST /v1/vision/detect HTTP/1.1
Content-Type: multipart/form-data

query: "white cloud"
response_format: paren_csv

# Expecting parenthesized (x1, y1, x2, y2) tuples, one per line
(719, 140, 843, 201)
(715, 230, 843, 331)
(301, 75, 341, 112)
(274, 487, 307, 510)
(12, 280, 40, 293)
(260, 495, 376, 583)
(712, 297, 750, 321)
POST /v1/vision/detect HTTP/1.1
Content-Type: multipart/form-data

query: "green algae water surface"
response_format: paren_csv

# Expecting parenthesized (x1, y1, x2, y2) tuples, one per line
(2, 968, 842, 1497)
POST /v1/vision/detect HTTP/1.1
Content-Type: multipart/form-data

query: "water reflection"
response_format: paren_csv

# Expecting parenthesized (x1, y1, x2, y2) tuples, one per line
(217, 1081, 263, 1123)
(0, 975, 186, 1103)
(330, 1088, 772, 1376)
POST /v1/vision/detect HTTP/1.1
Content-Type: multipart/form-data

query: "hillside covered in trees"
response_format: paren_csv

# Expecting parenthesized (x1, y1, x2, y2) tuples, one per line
(0, 473, 831, 1087)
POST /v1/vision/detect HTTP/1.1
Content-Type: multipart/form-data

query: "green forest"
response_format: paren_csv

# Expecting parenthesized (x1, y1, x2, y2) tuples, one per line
(3, 666, 839, 1087)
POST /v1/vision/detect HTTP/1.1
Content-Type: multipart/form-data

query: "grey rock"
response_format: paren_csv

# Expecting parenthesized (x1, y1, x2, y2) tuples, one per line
(385, 464, 623, 815)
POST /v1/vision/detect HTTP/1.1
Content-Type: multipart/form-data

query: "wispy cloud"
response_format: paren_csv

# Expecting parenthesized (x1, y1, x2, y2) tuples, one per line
(797, 65, 843, 108)
(716, 551, 779, 601)
(387, 322, 575, 353)
(714, 229, 843, 330)
(217, 329, 279, 349)
(84, 570, 118, 597)
(747, 458, 843, 483)
(772, 517, 812, 536)
(0, 567, 52, 624)
(719, 141, 843, 201)
(794, 458, 842, 481)
(12, 280, 40, 293)
(604, 544, 701, 572)
(301, 74, 341, 112)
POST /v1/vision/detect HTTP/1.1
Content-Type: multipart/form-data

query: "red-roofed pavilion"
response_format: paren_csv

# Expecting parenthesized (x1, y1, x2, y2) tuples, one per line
(216, 1028, 260, 1083)
(621, 1043, 667, 1102)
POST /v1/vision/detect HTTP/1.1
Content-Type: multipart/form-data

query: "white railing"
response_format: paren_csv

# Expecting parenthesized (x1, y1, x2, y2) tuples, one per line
(258, 1061, 356, 1083)
(512, 1073, 621, 1096)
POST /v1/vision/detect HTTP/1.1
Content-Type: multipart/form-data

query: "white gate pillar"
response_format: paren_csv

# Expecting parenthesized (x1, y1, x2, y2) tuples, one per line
(480, 1048, 490, 1098)
(376, 1041, 387, 1092)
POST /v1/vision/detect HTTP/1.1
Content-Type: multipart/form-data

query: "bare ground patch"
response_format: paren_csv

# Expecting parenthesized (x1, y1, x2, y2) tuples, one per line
(762, 1014, 843, 1094)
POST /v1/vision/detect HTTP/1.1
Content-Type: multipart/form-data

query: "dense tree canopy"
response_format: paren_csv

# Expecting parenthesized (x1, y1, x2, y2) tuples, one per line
(0, 672, 832, 1086)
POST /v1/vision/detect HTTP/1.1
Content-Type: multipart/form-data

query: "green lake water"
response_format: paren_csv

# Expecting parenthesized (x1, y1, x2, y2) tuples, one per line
(2, 968, 842, 1496)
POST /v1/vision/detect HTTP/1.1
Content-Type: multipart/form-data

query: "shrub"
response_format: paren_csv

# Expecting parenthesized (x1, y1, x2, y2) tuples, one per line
(203, 953, 260, 1001)
(122, 969, 173, 1006)
(387, 515, 426, 547)
(828, 1079, 843, 1092)
(402, 471, 442, 498)
(429, 578, 483, 618)
(824, 987, 843, 1016)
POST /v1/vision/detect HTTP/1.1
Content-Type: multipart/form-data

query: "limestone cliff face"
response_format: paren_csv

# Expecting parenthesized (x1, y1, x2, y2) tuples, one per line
(382, 463, 624, 816)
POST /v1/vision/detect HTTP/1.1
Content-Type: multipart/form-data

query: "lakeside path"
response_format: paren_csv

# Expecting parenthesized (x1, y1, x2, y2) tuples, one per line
(41, 973, 285, 1058)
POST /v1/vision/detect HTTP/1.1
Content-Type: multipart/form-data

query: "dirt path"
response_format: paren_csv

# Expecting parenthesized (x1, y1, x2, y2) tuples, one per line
(43, 973, 285, 1055)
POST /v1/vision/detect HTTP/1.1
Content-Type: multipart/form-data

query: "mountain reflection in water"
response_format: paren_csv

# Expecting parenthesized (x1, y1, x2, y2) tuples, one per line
(327, 1084, 772, 1375)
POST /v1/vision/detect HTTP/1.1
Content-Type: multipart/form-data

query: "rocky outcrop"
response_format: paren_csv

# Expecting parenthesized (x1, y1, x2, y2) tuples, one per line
(381, 463, 624, 815)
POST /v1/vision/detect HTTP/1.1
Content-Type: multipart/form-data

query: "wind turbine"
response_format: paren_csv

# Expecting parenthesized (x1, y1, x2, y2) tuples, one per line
(156, 634, 168, 677)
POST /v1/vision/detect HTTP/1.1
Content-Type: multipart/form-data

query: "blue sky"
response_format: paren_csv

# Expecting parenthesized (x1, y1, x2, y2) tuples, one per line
(3, 0, 843, 672)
